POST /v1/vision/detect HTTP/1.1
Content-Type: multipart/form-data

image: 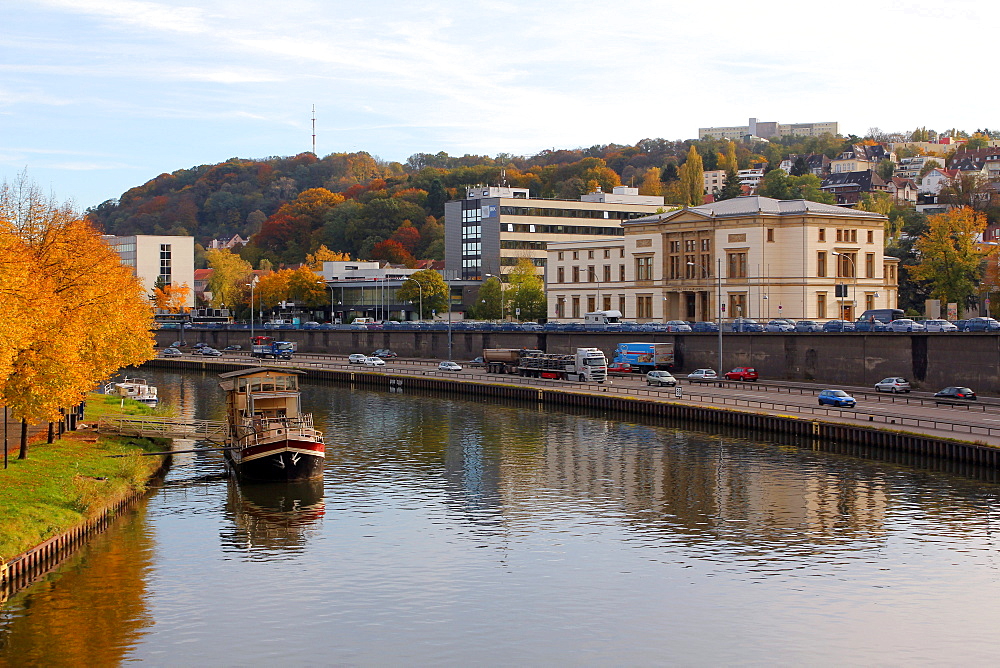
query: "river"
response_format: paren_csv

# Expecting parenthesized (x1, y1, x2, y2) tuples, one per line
(3, 368, 1000, 665)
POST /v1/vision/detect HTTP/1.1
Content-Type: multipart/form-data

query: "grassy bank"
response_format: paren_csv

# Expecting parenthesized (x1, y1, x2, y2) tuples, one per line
(0, 394, 169, 561)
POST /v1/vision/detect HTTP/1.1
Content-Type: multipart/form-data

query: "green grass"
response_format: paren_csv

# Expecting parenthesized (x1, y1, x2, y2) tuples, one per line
(0, 394, 168, 561)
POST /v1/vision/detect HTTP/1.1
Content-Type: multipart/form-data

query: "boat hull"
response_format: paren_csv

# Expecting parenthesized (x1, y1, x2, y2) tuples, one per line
(226, 438, 325, 482)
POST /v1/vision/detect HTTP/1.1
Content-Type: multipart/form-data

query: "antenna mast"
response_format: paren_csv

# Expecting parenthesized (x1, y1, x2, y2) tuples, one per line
(311, 105, 316, 155)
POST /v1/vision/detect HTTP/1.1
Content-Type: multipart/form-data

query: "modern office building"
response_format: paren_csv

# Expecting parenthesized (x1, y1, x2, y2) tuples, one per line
(444, 186, 669, 283)
(546, 196, 898, 322)
(103, 234, 195, 307)
(698, 118, 839, 141)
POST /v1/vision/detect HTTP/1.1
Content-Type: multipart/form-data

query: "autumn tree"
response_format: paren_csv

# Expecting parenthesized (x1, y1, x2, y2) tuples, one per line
(151, 282, 192, 312)
(305, 244, 350, 271)
(0, 175, 156, 458)
(911, 207, 994, 307)
(205, 248, 253, 308)
(397, 269, 448, 319)
(678, 145, 704, 206)
(371, 239, 416, 267)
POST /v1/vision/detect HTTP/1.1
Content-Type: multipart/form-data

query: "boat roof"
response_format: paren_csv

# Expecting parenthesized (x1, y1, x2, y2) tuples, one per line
(218, 367, 306, 379)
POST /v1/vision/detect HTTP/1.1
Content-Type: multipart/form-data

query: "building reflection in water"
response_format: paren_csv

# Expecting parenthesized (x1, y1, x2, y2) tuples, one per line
(220, 480, 326, 558)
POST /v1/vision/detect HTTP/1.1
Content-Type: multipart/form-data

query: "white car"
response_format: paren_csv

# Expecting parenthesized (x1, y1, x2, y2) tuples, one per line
(348, 353, 367, 364)
(363, 356, 385, 367)
(889, 318, 925, 332)
(687, 369, 718, 382)
(923, 319, 958, 332)
(438, 361, 463, 371)
(646, 370, 677, 387)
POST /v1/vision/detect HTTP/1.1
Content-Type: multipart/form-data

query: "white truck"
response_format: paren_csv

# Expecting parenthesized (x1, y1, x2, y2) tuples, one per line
(518, 347, 608, 382)
(584, 310, 622, 328)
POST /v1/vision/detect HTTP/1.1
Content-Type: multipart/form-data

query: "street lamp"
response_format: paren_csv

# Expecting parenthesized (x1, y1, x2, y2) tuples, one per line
(246, 275, 258, 342)
(832, 252, 856, 320)
(485, 273, 507, 321)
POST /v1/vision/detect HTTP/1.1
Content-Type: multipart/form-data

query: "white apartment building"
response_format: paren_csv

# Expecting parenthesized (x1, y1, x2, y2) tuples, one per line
(104, 234, 195, 307)
(546, 196, 898, 323)
(704, 170, 727, 194)
(698, 118, 839, 141)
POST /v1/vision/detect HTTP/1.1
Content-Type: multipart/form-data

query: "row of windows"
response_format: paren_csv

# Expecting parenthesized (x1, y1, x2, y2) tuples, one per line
(669, 239, 712, 253)
(555, 295, 627, 319)
(462, 225, 482, 239)
(557, 265, 627, 284)
(504, 223, 624, 236)
(462, 242, 482, 256)
(501, 240, 549, 250)
(557, 248, 624, 260)
(500, 257, 546, 267)
(816, 227, 875, 244)
(500, 206, 649, 220)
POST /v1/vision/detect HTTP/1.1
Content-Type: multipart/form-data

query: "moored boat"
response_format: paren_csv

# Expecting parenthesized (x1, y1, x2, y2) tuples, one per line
(105, 377, 159, 406)
(218, 367, 325, 482)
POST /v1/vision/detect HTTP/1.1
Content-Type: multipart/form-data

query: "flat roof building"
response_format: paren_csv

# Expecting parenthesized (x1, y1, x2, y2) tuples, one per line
(104, 234, 195, 307)
(698, 118, 839, 141)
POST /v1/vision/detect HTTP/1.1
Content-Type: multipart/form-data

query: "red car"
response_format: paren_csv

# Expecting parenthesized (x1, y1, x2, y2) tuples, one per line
(724, 367, 758, 381)
(608, 361, 634, 373)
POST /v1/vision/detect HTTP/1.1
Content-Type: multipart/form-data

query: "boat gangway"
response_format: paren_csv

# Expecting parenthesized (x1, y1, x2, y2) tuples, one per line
(98, 415, 230, 442)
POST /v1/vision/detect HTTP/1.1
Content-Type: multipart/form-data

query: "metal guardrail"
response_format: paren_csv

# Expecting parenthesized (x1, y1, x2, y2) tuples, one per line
(98, 415, 229, 442)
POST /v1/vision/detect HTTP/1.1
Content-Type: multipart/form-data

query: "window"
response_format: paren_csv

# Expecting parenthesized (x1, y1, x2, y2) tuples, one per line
(670, 240, 681, 253)
(669, 256, 681, 279)
(684, 255, 696, 278)
(636, 295, 653, 319)
(603, 265, 611, 282)
(557, 251, 564, 261)
(728, 293, 747, 319)
(588, 250, 594, 259)
(620, 248, 625, 258)
(727, 252, 747, 278)
(587, 266, 595, 282)
(557, 267, 565, 283)
(837, 252, 857, 278)
(767, 228, 774, 242)
(817, 251, 827, 277)
(604, 249, 610, 259)
(619, 265, 626, 281)
(602, 296, 612, 311)
(685, 239, 696, 252)
(573, 251, 579, 260)
(867, 230, 874, 244)
(817, 293, 827, 319)
(555, 298, 565, 318)
(866, 294, 875, 311)
(701, 238, 711, 252)
(618, 295, 626, 314)
(572, 297, 580, 318)
(865, 253, 875, 278)
(819, 228, 826, 242)
(636, 256, 653, 281)
(572, 266, 580, 283)
(587, 297, 596, 313)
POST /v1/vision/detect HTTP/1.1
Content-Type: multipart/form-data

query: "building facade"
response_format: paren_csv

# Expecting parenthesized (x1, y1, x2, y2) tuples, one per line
(698, 118, 839, 141)
(444, 186, 668, 282)
(546, 196, 898, 323)
(104, 234, 195, 307)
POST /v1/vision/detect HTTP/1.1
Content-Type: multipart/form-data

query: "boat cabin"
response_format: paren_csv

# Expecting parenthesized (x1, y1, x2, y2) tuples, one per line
(219, 367, 307, 426)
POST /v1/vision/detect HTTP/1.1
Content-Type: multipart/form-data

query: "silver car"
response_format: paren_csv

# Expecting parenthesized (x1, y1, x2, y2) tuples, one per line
(348, 353, 367, 364)
(686, 369, 718, 382)
(646, 370, 677, 387)
(874, 377, 911, 393)
(923, 319, 958, 332)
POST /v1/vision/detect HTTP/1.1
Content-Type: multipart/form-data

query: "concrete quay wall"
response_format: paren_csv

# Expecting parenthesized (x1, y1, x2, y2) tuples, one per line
(155, 330, 1000, 394)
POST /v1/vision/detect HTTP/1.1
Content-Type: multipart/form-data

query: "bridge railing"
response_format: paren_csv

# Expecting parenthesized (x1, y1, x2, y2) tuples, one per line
(98, 415, 229, 442)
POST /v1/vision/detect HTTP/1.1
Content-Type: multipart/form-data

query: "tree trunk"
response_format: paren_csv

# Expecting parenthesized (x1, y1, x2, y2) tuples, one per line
(18, 419, 28, 460)
(48, 421, 55, 444)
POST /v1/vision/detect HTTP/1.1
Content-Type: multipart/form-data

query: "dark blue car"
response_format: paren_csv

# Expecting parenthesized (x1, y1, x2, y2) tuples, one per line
(818, 389, 857, 407)
(964, 317, 1000, 332)
(823, 319, 856, 332)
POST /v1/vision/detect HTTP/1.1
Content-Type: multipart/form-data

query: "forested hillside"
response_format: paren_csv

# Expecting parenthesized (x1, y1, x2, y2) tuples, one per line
(84, 134, 850, 267)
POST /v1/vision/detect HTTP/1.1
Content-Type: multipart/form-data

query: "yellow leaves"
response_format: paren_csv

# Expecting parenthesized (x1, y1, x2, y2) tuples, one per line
(305, 244, 350, 271)
(255, 265, 327, 309)
(0, 179, 156, 425)
(205, 248, 252, 308)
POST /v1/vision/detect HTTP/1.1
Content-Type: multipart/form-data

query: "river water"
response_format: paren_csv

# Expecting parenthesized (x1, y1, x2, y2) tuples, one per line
(3, 369, 1000, 665)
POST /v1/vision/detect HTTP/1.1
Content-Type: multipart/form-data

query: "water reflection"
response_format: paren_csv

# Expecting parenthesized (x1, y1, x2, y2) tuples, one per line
(221, 480, 325, 558)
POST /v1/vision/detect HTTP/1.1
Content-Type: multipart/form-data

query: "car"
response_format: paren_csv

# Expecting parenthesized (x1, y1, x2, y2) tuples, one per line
(764, 319, 795, 333)
(665, 320, 693, 332)
(200, 347, 223, 356)
(193, 342, 207, 349)
(468, 356, 486, 368)
(363, 356, 386, 367)
(724, 367, 758, 381)
(731, 317, 763, 332)
(645, 370, 677, 387)
(302, 321, 321, 329)
(373, 348, 398, 358)
(438, 360, 463, 371)
(923, 319, 958, 333)
(818, 389, 857, 408)
(854, 318, 890, 332)
(964, 317, 1000, 332)
(223, 344, 242, 351)
(687, 369, 718, 382)
(823, 319, 856, 332)
(934, 386, 977, 401)
(162, 347, 182, 357)
(874, 377, 911, 393)
(608, 361, 634, 373)
(691, 321, 719, 332)
(888, 318, 925, 332)
(794, 320, 823, 333)
(955, 319, 970, 331)
(348, 353, 368, 364)
(169, 340, 185, 348)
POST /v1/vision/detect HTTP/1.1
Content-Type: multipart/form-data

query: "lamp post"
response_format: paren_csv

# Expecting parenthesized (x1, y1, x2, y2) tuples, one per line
(246, 276, 258, 342)
(832, 252, 856, 320)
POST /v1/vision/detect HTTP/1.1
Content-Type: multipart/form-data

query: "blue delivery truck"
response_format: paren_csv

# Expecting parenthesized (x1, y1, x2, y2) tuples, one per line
(613, 342, 674, 371)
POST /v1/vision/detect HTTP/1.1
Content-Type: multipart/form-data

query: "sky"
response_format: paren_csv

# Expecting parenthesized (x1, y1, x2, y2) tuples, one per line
(3, 0, 999, 212)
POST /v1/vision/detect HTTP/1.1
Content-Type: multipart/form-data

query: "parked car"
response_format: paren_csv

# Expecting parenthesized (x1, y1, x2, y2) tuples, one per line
(854, 318, 890, 332)
(874, 377, 911, 393)
(364, 356, 386, 367)
(691, 321, 719, 332)
(438, 360, 463, 371)
(665, 320, 693, 332)
(934, 386, 977, 401)
(373, 348, 398, 358)
(731, 318, 763, 332)
(923, 319, 958, 333)
(193, 342, 207, 349)
(302, 321, 321, 329)
(608, 361, 634, 373)
(888, 318, 926, 332)
(818, 389, 857, 408)
(954, 319, 970, 331)
(823, 319, 855, 332)
(964, 317, 1000, 332)
(794, 320, 823, 333)
(348, 353, 367, 364)
(724, 367, 758, 381)
(200, 347, 223, 357)
(764, 319, 795, 333)
(687, 369, 718, 382)
(222, 344, 242, 351)
(646, 370, 677, 387)
(162, 347, 182, 357)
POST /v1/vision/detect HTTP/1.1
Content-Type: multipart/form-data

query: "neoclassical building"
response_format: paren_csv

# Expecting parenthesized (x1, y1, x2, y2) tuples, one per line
(546, 196, 899, 323)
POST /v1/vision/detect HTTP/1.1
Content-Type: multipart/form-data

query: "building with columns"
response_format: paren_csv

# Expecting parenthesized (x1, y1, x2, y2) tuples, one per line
(546, 196, 899, 323)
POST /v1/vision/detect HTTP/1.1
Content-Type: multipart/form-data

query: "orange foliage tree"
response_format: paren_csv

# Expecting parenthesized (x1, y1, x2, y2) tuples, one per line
(152, 282, 192, 312)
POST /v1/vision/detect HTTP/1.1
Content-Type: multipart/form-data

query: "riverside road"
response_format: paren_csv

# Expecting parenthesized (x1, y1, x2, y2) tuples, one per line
(152, 349, 1000, 449)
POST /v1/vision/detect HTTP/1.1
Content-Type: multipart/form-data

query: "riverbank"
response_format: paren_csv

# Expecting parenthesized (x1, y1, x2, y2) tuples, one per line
(0, 394, 169, 562)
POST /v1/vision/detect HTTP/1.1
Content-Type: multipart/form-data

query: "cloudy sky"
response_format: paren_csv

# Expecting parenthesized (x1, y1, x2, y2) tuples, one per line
(3, 0, 998, 210)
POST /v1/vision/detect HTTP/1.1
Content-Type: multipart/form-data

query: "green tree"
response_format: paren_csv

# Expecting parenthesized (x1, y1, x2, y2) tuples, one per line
(716, 169, 743, 201)
(910, 207, 993, 307)
(397, 269, 448, 319)
(205, 248, 253, 308)
(506, 259, 546, 321)
(758, 169, 792, 199)
(474, 276, 504, 320)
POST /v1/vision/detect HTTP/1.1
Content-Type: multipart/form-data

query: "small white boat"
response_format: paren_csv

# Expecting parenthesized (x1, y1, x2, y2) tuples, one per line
(105, 377, 159, 406)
